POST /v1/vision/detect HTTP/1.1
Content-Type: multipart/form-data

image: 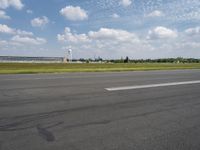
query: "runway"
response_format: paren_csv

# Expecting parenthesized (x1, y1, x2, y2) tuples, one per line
(0, 69, 200, 150)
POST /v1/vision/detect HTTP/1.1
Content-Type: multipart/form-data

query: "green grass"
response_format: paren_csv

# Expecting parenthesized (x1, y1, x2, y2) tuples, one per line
(0, 63, 200, 74)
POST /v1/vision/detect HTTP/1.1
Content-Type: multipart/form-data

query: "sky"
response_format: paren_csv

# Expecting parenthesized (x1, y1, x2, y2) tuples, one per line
(0, 0, 200, 59)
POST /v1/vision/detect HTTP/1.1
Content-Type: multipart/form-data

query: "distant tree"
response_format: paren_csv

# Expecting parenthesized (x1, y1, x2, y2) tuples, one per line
(124, 56, 129, 63)
(105, 57, 200, 64)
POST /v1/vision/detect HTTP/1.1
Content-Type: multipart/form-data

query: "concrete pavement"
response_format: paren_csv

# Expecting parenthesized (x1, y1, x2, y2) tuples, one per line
(0, 70, 200, 150)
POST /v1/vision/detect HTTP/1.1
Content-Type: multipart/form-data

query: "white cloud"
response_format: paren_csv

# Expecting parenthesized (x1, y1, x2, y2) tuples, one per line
(57, 27, 151, 59)
(148, 26, 178, 39)
(55, 18, 200, 59)
(0, 40, 8, 46)
(147, 10, 164, 17)
(57, 27, 89, 43)
(56, 26, 200, 58)
(60, 6, 88, 21)
(26, 9, 33, 14)
(0, 0, 24, 10)
(58, 27, 140, 44)
(16, 30, 33, 36)
(119, 0, 132, 7)
(11, 35, 46, 45)
(0, 24, 46, 47)
(31, 16, 49, 27)
(88, 28, 139, 43)
(0, 10, 10, 19)
(180, 42, 200, 49)
(185, 27, 200, 36)
(111, 13, 120, 18)
(0, 24, 15, 34)
(0, 24, 33, 36)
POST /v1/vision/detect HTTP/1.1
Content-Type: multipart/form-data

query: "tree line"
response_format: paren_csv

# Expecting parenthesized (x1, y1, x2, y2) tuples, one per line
(77, 57, 200, 63)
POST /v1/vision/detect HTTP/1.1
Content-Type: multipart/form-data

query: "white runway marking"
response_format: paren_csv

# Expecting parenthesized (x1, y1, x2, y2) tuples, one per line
(106, 80, 200, 91)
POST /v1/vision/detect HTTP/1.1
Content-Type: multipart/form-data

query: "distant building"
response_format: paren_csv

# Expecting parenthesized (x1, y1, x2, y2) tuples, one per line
(0, 56, 63, 63)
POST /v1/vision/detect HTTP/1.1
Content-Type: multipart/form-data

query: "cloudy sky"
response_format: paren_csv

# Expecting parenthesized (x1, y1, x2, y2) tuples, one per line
(0, 0, 200, 59)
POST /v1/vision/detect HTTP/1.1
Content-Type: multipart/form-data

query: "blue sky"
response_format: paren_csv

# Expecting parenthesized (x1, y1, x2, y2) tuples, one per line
(0, 0, 200, 59)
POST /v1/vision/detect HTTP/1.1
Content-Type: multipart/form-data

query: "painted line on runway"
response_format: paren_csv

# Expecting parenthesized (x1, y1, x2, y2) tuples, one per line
(105, 80, 200, 91)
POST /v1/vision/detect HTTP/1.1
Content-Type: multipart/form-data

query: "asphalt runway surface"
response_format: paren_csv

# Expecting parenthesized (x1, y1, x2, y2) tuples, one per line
(0, 70, 200, 150)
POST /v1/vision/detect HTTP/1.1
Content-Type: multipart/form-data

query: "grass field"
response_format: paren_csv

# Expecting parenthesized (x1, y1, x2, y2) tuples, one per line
(0, 63, 200, 74)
